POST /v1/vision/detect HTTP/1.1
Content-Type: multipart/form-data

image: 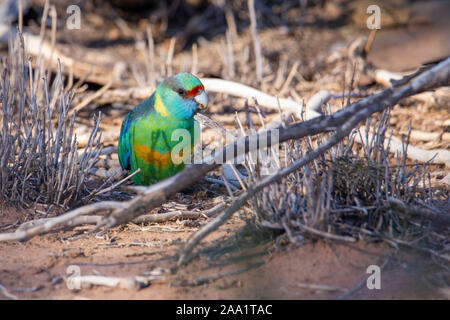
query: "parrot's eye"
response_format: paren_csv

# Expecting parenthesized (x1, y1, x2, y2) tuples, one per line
(178, 88, 186, 95)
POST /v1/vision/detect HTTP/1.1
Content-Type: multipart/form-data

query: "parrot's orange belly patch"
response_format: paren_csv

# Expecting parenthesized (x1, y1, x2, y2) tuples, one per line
(135, 144, 172, 169)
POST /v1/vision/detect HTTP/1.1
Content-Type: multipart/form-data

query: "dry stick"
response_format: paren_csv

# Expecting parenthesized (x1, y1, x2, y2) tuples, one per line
(18, 203, 226, 232)
(225, 30, 235, 79)
(374, 69, 405, 87)
(0, 26, 113, 86)
(278, 61, 299, 97)
(274, 55, 288, 89)
(305, 90, 368, 115)
(71, 80, 112, 116)
(306, 90, 333, 114)
(18, 215, 103, 231)
(0, 201, 122, 241)
(33, 0, 49, 94)
(407, 130, 450, 142)
(364, 29, 377, 56)
(21, 211, 198, 232)
(93, 86, 153, 104)
(200, 78, 317, 118)
(18, 0, 23, 33)
(292, 222, 356, 242)
(227, 163, 247, 190)
(356, 130, 450, 166)
(224, 2, 238, 40)
(166, 37, 176, 77)
(0, 282, 18, 300)
(89, 168, 141, 198)
(142, 30, 150, 85)
(297, 283, 349, 293)
(146, 26, 155, 88)
(190, 43, 198, 75)
(133, 210, 201, 224)
(18, 0, 23, 34)
(194, 113, 231, 135)
(94, 78, 322, 119)
(387, 197, 450, 227)
(248, 0, 262, 84)
(66, 275, 162, 290)
(44, 6, 57, 77)
(390, 238, 450, 262)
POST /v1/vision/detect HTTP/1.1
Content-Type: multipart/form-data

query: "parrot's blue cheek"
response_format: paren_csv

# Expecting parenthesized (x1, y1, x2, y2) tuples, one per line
(179, 100, 197, 119)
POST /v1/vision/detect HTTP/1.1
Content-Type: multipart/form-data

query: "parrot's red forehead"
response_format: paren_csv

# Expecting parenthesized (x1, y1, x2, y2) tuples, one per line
(186, 84, 204, 97)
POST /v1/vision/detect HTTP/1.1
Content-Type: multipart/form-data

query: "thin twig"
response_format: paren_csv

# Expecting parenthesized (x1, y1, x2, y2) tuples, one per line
(248, 0, 262, 84)
(0, 201, 122, 241)
(297, 283, 349, 293)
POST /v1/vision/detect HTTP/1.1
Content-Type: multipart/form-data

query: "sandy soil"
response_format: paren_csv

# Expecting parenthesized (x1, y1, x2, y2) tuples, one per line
(0, 204, 447, 300)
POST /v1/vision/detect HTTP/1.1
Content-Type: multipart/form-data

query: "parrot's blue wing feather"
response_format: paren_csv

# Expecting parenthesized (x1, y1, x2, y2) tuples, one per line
(118, 113, 132, 170)
(118, 95, 155, 172)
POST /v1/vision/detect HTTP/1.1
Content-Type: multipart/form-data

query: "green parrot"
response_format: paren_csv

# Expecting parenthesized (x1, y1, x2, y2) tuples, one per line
(118, 72, 208, 185)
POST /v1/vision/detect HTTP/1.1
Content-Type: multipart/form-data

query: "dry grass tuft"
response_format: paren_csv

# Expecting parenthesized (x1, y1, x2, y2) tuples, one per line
(0, 34, 101, 208)
(246, 106, 448, 259)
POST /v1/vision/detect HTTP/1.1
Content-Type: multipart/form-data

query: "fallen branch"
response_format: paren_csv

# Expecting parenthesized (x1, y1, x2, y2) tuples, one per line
(407, 130, 450, 142)
(374, 69, 404, 87)
(12, 202, 225, 238)
(0, 282, 18, 300)
(0, 201, 123, 242)
(0, 25, 118, 86)
(133, 210, 200, 224)
(387, 197, 450, 229)
(71, 80, 112, 116)
(17, 215, 103, 232)
(297, 283, 349, 293)
(65, 274, 164, 290)
(95, 78, 323, 119)
(293, 222, 357, 242)
(260, 220, 357, 242)
(356, 130, 450, 166)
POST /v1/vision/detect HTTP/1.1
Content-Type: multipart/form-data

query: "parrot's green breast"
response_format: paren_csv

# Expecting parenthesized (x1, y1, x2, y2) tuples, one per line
(118, 95, 197, 185)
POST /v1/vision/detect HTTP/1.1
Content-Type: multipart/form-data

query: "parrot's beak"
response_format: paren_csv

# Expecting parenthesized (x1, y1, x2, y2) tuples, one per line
(194, 90, 208, 110)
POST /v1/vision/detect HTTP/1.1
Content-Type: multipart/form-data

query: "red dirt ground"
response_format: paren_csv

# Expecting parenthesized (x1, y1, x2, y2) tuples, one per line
(0, 204, 447, 300)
